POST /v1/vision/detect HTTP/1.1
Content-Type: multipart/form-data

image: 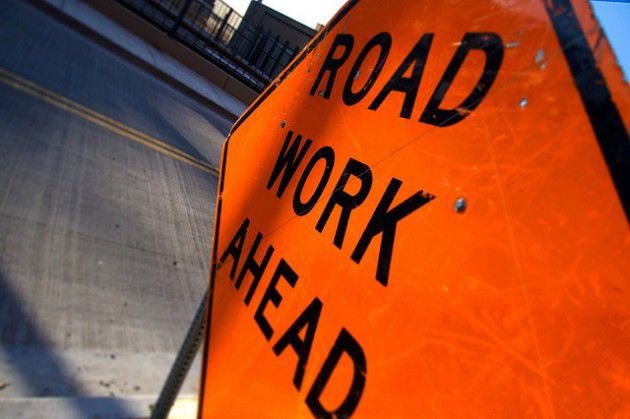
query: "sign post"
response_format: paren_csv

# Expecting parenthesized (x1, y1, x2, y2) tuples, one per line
(198, 0, 629, 416)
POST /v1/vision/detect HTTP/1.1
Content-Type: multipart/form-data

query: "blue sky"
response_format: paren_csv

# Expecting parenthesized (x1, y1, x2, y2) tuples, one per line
(592, 1, 630, 79)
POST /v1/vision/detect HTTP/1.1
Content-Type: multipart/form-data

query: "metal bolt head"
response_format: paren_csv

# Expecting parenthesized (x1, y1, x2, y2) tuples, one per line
(454, 197, 467, 213)
(280, 120, 286, 128)
(519, 98, 528, 108)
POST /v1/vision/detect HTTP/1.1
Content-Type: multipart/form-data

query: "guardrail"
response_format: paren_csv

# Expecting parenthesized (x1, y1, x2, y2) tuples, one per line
(115, 0, 301, 92)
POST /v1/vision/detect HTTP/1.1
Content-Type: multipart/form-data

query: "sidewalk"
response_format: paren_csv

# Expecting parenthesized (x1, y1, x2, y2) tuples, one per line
(0, 396, 198, 418)
(0, 346, 200, 418)
(0, 1, 230, 416)
(34, 0, 248, 121)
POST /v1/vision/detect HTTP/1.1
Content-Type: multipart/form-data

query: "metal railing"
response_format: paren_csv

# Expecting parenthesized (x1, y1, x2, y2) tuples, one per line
(116, 0, 302, 92)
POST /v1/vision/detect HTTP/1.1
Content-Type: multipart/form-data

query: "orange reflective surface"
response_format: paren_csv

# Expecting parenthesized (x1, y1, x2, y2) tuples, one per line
(199, 0, 629, 416)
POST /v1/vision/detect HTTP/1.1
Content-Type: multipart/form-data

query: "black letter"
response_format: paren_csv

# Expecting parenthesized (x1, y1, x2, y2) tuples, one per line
(368, 33, 433, 119)
(267, 131, 312, 198)
(309, 34, 354, 99)
(254, 259, 298, 340)
(273, 298, 323, 390)
(351, 179, 434, 286)
(342, 32, 391, 106)
(235, 232, 274, 306)
(305, 328, 366, 418)
(293, 146, 335, 216)
(315, 158, 372, 249)
(420, 32, 504, 127)
(219, 218, 249, 280)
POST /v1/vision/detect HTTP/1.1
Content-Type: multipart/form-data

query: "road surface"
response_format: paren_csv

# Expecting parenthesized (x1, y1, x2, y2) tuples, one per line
(0, 0, 230, 414)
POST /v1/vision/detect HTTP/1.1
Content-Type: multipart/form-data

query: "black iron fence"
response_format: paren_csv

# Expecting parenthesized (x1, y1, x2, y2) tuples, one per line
(115, 0, 301, 92)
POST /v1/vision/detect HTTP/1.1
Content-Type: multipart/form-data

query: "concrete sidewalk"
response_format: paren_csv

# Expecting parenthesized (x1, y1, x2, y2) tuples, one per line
(0, 0, 227, 416)
(35, 0, 248, 120)
(0, 347, 199, 418)
(0, 396, 198, 418)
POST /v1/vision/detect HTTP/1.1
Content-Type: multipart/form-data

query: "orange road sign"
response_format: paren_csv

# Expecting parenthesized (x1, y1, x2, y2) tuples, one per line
(198, 0, 629, 416)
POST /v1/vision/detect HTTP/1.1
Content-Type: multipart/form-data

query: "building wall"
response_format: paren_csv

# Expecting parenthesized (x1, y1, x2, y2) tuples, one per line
(225, 1, 317, 80)
(241, 1, 317, 52)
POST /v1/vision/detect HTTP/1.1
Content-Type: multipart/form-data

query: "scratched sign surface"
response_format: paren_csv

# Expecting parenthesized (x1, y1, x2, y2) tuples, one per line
(199, 0, 630, 416)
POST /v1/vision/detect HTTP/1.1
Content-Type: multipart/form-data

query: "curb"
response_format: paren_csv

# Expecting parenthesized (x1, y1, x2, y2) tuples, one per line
(0, 396, 198, 419)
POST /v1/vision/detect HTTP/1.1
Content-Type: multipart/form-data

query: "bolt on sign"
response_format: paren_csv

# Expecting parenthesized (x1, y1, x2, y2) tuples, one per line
(198, 0, 629, 416)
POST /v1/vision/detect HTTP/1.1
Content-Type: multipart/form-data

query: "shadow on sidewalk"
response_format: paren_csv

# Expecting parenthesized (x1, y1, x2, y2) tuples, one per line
(0, 269, 136, 418)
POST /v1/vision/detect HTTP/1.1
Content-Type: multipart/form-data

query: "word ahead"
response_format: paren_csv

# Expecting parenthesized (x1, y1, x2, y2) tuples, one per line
(310, 32, 504, 126)
(220, 219, 366, 418)
(267, 130, 435, 286)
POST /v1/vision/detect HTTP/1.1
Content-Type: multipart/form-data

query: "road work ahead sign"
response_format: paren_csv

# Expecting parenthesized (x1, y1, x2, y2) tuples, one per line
(199, 0, 629, 416)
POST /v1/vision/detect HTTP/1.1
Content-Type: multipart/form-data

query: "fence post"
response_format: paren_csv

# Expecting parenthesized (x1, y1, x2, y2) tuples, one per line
(269, 39, 289, 78)
(259, 32, 277, 73)
(246, 26, 264, 62)
(214, 8, 233, 42)
(169, 0, 195, 36)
